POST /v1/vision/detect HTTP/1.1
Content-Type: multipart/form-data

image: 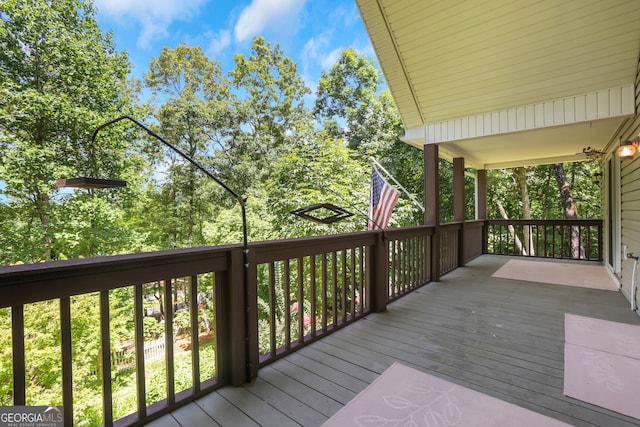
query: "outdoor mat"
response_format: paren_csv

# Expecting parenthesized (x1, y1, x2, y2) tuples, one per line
(323, 362, 572, 426)
(564, 314, 640, 420)
(491, 259, 618, 291)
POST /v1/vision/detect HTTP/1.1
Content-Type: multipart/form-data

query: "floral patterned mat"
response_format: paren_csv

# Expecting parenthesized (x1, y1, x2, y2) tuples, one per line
(324, 362, 571, 426)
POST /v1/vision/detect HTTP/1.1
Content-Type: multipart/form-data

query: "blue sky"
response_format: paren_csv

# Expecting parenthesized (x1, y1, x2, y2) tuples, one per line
(93, 0, 377, 95)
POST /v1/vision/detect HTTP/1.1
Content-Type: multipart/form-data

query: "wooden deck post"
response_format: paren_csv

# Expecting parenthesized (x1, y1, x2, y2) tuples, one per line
(424, 144, 440, 281)
(453, 157, 466, 266)
(477, 169, 488, 253)
(246, 247, 259, 380)
(370, 231, 388, 312)
(226, 246, 249, 386)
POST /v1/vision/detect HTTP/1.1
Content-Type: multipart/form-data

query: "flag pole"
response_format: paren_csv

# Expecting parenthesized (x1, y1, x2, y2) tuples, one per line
(370, 157, 425, 212)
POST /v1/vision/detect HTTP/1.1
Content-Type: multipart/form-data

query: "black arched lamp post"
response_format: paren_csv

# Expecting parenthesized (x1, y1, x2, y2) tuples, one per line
(57, 115, 251, 382)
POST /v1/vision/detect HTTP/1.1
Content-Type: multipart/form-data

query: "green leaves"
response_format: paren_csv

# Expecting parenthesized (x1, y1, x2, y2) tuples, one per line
(0, 0, 141, 263)
(487, 163, 601, 220)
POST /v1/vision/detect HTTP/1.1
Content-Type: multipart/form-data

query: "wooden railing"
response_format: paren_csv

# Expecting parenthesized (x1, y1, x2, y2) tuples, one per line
(439, 223, 461, 275)
(0, 247, 236, 426)
(253, 232, 377, 366)
(0, 219, 602, 425)
(386, 226, 433, 302)
(0, 226, 439, 426)
(485, 219, 603, 261)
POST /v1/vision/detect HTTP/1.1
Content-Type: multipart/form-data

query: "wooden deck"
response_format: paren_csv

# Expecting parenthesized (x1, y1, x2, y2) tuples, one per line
(147, 255, 640, 427)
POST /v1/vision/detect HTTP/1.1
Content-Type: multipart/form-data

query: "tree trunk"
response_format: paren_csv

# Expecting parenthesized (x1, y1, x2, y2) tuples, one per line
(552, 164, 585, 259)
(513, 167, 534, 256)
(497, 200, 526, 255)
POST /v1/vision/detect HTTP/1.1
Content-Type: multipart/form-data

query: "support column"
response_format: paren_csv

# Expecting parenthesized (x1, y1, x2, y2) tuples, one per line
(424, 144, 440, 281)
(226, 247, 248, 386)
(477, 169, 488, 253)
(370, 231, 388, 313)
(453, 157, 466, 266)
(476, 169, 487, 220)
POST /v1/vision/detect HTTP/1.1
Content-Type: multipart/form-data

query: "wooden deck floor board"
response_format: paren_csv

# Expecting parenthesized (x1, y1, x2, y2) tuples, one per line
(348, 316, 564, 380)
(169, 402, 220, 427)
(283, 352, 370, 393)
(151, 256, 640, 427)
(267, 359, 357, 405)
(195, 391, 261, 427)
(216, 386, 300, 427)
(365, 305, 566, 369)
(255, 364, 346, 415)
(294, 345, 380, 384)
(240, 376, 328, 426)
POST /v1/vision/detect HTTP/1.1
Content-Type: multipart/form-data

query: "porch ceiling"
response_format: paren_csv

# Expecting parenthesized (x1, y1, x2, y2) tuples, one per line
(356, 0, 640, 169)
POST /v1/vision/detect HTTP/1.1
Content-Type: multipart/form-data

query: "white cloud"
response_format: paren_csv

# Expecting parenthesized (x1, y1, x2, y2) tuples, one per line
(207, 29, 232, 57)
(95, 0, 207, 48)
(301, 33, 343, 76)
(234, 0, 306, 43)
(322, 47, 343, 71)
(301, 35, 329, 70)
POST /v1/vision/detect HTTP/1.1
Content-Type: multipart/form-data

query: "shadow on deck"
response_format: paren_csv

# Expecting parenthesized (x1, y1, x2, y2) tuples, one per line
(149, 255, 640, 427)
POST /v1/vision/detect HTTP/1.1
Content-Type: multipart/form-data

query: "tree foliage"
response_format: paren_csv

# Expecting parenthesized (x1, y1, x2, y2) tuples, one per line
(0, 0, 141, 262)
(228, 37, 313, 194)
(142, 44, 232, 249)
(488, 162, 600, 221)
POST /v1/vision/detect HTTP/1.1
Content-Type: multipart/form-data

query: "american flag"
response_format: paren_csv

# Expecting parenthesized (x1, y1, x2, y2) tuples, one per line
(369, 166, 400, 230)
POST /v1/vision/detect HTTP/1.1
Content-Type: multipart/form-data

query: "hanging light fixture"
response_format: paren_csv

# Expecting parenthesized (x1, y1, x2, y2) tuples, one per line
(616, 136, 640, 160)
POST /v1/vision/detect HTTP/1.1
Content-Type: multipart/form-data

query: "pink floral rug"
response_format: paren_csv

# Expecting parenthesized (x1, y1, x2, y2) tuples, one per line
(564, 314, 640, 420)
(323, 363, 571, 426)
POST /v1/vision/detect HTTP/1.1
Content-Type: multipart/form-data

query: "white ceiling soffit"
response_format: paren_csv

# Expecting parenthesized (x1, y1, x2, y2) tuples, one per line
(356, 0, 640, 169)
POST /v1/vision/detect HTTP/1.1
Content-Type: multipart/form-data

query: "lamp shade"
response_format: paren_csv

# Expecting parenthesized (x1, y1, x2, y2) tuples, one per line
(56, 177, 127, 189)
(617, 140, 637, 160)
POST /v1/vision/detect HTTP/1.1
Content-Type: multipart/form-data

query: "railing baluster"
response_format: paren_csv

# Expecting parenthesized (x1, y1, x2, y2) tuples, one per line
(100, 290, 113, 427)
(412, 237, 417, 288)
(11, 305, 25, 406)
(297, 257, 304, 344)
(134, 284, 146, 419)
(284, 261, 291, 350)
(164, 279, 175, 406)
(341, 250, 347, 324)
(359, 247, 365, 314)
(269, 262, 276, 358)
(310, 255, 317, 338)
(401, 239, 406, 292)
(350, 247, 356, 320)
(331, 251, 337, 329)
(390, 239, 397, 298)
(322, 254, 328, 333)
(190, 275, 200, 393)
(60, 297, 73, 426)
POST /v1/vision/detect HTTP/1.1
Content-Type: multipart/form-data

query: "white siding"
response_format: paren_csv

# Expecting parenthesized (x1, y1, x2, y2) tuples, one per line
(424, 85, 635, 144)
(614, 60, 640, 313)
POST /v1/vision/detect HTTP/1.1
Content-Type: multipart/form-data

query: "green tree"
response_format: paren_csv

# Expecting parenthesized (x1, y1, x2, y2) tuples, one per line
(314, 48, 424, 226)
(143, 44, 233, 248)
(266, 133, 369, 237)
(488, 162, 600, 221)
(314, 48, 402, 157)
(0, 0, 140, 263)
(227, 37, 313, 194)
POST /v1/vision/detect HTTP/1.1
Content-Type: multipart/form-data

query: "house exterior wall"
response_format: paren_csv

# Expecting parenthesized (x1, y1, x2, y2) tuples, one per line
(609, 57, 640, 313)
